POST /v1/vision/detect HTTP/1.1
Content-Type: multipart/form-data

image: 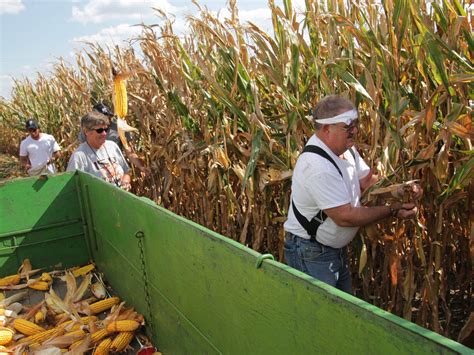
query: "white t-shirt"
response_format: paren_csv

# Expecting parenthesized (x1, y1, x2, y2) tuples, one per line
(67, 140, 130, 187)
(19, 134, 61, 175)
(284, 135, 370, 248)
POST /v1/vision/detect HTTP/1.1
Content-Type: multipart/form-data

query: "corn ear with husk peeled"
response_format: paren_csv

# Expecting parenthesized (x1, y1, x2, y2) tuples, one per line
(71, 263, 95, 278)
(110, 331, 134, 352)
(0, 327, 14, 346)
(112, 68, 132, 150)
(106, 320, 140, 332)
(13, 319, 45, 335)
(94, 337, 112, 355)
(0, 275, 20, 287)
(89, 297, 120, 315)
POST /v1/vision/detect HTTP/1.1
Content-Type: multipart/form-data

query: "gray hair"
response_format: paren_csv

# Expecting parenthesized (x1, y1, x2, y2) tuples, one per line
(81, 111, 109, 130)
(312, 95, 355, 129)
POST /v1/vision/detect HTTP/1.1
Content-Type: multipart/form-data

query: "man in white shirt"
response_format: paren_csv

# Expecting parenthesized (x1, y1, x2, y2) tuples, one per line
(19, 119, 61, 176)
(284, 95, 422, 293)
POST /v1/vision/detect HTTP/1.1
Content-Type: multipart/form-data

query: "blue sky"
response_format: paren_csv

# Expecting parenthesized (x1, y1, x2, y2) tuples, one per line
(1, 0, 305, 99)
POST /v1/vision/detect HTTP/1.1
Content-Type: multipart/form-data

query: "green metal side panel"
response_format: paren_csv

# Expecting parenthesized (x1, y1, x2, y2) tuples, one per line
(0, 173, 89, 274)
(77, 172, 470, 355)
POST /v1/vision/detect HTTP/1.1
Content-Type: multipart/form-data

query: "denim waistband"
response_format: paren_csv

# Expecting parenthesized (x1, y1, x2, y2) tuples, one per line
(285, 231, 343, 251)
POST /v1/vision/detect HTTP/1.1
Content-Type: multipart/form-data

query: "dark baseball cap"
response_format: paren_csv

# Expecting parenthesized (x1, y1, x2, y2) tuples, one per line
(93, 103, 114, 117)
(25, 119, 39, 130)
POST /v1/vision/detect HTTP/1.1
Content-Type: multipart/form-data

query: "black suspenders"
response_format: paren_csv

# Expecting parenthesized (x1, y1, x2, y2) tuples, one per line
(292, 145, 353, 239)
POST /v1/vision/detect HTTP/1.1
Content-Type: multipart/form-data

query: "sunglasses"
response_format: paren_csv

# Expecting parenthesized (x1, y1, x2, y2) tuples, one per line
(341, 120, 359, 133)
(92, 127, 109, 134)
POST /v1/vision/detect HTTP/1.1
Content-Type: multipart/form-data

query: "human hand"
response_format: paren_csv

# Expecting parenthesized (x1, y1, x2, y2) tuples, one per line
(395, 202, 418, 219)
(396, 182, 423, 200)
(121, 175, 131, 191)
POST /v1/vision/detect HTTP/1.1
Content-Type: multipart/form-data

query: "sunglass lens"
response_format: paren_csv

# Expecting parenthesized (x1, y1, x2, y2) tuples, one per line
(95, 128, 109, 133)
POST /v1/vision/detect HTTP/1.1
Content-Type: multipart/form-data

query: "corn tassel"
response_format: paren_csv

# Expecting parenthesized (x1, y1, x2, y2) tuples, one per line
(110, 331, 133, 352)
(13, 319, 45, 335)
(89, 297, 119, 314)
(93, 337, 112, 355)
(0, 327, 14, 345)
(0, 275, 20, 287)
(72, 264, 95, 278)
(106, 320, 140, 333)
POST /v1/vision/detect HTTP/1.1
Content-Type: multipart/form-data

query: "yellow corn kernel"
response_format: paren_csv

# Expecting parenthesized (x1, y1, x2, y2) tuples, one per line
(0, 275, 20, 287)
(106, 320, 139, 333)
(110, 332, 133, 352)
(89, 297, 119, 314)
(93, 337, 112, 355)
(28, 280, 50, 291)
(91, 328, 110, 343)
(34, 311, 45, 324)
(13, 319, 46, 336)
(0, 327, 14, 346)
(113, 71, 128, 118)
(72, 263, 95, 278)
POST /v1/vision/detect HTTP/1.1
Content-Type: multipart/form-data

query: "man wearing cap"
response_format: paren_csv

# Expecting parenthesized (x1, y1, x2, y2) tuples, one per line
(78, 103, 149, 175)
(19, 119, 61, 176)
(283, 95, 422, 293)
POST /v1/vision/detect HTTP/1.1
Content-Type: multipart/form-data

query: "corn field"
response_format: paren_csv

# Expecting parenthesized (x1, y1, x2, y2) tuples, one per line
(0, 0, 472, 344)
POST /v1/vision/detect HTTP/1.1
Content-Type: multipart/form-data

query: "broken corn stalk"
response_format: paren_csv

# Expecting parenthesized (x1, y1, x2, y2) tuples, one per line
(89, 297, 119, 315)
(13, 319, 45, 336)
(106, 320, 140, 332)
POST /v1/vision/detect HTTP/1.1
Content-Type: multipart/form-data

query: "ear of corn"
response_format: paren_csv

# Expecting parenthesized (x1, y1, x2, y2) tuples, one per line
(113, 71, 128, 119)
(106, 320, 140, 333)
(34, 311, 45, 324)
(0, 327, 14, 345)
(0, 275, 20, 287)
(13, 319, 46, 335)
(39, 273, 52, 283)
(18, 326, 64, 344)
(91, 328, 110, 343)
(28, 280, 50, 291)
(72, 264, 95, 278)
(89, 297, 119, 314)
(110, 331, 133, 352)
(93, 337, 112, 355)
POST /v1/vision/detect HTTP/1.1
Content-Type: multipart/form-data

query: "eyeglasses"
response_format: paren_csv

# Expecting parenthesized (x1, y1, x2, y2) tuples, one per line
(92, 127, 109, 134)
(341, 120, 359, 133)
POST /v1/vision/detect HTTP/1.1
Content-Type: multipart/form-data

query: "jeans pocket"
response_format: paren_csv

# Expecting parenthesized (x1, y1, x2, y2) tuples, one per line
(300, 243, 323, 262)
(283, 239, 298, 268)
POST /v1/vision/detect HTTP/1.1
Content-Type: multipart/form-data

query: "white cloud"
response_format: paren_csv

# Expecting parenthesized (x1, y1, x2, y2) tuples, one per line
(71, 23, 142, 47)
(0, 0, 25, 15)
(0, 75, 14, 99)
(71, 0, 183, 24)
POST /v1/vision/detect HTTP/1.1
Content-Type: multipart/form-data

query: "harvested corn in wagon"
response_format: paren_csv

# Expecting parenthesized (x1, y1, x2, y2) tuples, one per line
(0, 261, 158, 354)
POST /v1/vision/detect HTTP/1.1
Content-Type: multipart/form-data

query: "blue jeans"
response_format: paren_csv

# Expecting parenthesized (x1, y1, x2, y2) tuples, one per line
(284, 232, 352, 294)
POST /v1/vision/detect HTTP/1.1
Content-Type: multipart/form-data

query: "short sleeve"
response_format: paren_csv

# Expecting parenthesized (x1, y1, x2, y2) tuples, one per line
(67, 152, 84, 172)
(19, 140, 27, 157)
(305, 171, 351, 210)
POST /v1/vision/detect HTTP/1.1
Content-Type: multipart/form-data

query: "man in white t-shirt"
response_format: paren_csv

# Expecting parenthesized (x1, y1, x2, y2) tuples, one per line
(19, 119, 61, 176)
(284, 95, 422, 293)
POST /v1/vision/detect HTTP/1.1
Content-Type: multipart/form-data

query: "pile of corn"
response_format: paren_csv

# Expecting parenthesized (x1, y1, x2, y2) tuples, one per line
(0, 260, 148, 354)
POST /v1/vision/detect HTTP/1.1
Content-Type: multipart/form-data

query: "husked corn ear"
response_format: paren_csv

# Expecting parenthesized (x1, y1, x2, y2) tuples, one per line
(91, 328, 110, 343)
(34, 311, 45, 324)
(113, 70, 128, 118)
(18, 326, 64, 344)
(59, 316, 98, 329)
(110, 331, 133, 352)
(28, 280, 50, 291)
(94, 337, 112, 355)
(89, 297, 119, 314)
(39, 272, 52, 283)
(72, 264, 95, 278)
(106, 320, 140, 332)
(0, 274, 20, 287)
(13, 319, 46, 335)
(0, 327, 14, 345)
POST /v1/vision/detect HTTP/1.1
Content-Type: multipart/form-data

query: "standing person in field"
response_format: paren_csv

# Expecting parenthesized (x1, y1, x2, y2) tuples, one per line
(19, 118, 61, 176)
(67, 110, 131, 191)
(283, 95, 422, 294)
(78, 102, 149, 176)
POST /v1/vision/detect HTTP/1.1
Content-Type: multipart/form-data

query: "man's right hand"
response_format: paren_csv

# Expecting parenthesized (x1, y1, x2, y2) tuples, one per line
(396, 203, 418, 219)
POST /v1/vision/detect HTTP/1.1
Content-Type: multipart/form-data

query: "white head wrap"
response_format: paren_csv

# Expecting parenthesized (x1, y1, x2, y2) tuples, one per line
(314, 109, 358, 125)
